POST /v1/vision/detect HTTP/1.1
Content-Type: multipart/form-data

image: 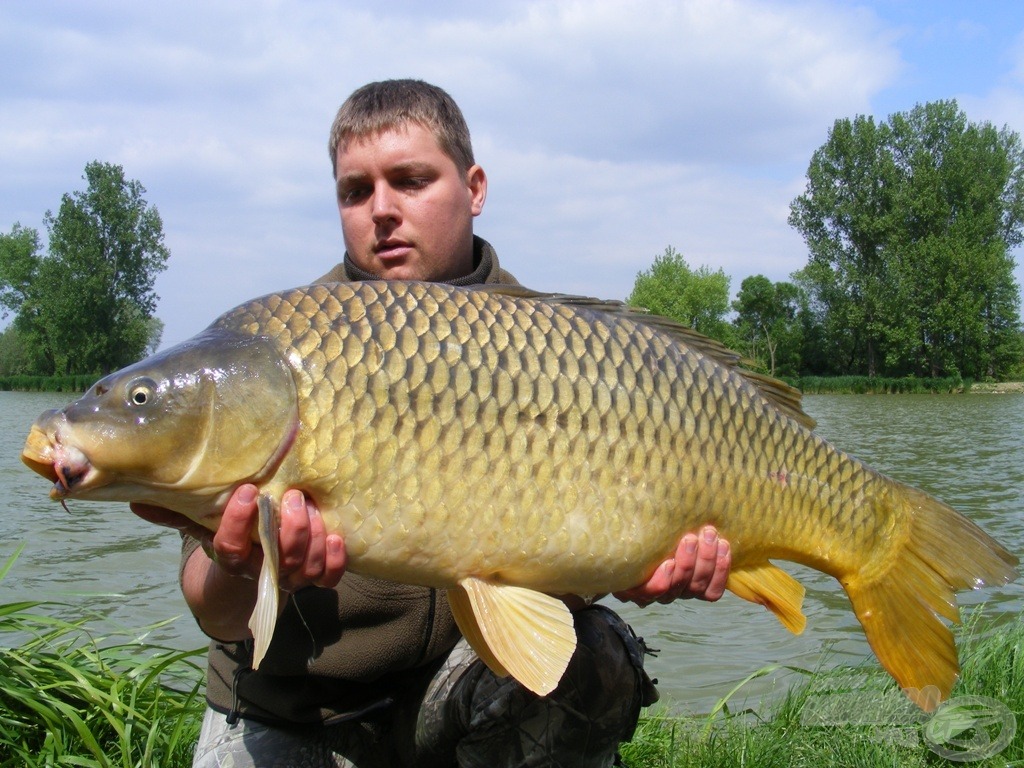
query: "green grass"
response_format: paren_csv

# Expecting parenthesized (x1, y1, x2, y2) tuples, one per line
(620, 610, 1024, 767)
(0, 547, 204, 767)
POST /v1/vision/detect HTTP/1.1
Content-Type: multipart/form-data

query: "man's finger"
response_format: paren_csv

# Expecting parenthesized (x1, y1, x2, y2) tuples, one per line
(278, 490, 311, 574)
(684, 526, 721, 594)
(213, 484, 260, 573)
(701, 539, 731, 602)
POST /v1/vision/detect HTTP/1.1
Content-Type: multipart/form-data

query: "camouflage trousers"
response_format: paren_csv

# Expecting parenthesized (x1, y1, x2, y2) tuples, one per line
(191, 605, 657, 768)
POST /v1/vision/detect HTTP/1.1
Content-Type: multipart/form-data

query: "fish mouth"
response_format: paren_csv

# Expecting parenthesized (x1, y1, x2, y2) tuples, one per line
(22, 425, 98, 499)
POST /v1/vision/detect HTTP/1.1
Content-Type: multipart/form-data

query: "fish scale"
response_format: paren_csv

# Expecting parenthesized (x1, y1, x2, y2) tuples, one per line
(22, 280, 1017, 707)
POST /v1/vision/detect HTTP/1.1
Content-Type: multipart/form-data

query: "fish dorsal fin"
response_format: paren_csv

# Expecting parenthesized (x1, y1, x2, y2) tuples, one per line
(449, 577, 576, 696)
(249, 493, 281, 669)
(739, 371, 816, 430)
(471, 285, 816, 430)
(726, 560, 807, 634)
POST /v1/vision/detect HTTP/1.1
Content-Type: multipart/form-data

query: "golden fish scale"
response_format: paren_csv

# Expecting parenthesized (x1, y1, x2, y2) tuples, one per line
(216, 282, 897, 593)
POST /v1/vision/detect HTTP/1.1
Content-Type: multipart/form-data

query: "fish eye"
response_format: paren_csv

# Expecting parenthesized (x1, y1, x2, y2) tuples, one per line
(127, 378, 157, 407)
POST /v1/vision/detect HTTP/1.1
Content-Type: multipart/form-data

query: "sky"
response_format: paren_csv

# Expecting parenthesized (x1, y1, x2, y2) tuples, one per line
(3, 0, 1024, 350)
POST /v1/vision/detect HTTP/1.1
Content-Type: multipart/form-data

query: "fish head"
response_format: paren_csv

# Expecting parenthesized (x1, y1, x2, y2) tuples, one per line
(21, 328, 299, 524)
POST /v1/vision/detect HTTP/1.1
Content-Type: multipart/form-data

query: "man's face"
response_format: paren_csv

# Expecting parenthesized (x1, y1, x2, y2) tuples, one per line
(334, 123, 486, 282)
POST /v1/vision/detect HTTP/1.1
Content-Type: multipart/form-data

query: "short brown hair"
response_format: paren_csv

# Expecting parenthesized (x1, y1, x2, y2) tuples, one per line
(328, 79, 475, 177)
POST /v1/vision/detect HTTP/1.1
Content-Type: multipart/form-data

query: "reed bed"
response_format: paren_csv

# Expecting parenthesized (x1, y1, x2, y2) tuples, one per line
(0, 374, 98, 393)
(0, 548, 204, 768)
(789, 375, 970, 394)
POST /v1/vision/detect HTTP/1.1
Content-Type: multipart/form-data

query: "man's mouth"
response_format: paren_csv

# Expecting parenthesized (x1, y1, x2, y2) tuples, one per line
(374, 239, 412, 258)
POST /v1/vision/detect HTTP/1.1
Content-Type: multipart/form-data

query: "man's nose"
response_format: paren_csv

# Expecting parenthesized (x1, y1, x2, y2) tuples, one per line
(371, 184, 401, 223)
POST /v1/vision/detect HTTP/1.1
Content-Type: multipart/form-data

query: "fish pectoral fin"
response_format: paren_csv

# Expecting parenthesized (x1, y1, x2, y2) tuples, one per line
(248, 493, 281, 669)
(449, 577, 577, 696)
(727, 561, 806, 635)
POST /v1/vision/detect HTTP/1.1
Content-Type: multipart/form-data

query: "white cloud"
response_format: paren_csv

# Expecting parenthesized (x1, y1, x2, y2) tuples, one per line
(478, 140, 809, 304)
(0, 0, 911, 347)
(439, 0, 899, 165)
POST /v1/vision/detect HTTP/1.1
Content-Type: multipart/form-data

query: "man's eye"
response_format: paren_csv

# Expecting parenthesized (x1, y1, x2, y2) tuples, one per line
(399, 177, 430, 190)
(339, 186, 369, 204)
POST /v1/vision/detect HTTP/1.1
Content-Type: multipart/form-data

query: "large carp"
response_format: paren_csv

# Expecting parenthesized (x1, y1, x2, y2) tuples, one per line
(22, 281, 1017, 709)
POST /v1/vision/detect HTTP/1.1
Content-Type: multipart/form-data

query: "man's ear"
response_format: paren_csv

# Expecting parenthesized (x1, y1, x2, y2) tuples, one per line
(467, 164, 487, 216)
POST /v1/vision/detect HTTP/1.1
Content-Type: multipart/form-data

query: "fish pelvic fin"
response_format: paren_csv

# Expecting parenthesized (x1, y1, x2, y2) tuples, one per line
(449, 577, 577, 696)
(726, 561, 807, 634)
(845, 484, 1018, 712)
(248, 493, 281, 670)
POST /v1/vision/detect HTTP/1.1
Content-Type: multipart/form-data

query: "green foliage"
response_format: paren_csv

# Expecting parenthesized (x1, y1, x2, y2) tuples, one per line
(0, 224, 40, 321)
(790, 100, 1024, 380)
(0, 549, 204, 767)
(731, 275, 804, 376)
(0, 162, 169, 377)
(0, 326, 32, 377)
(144, 316, 165, 356)
(628, 246, 732, 342)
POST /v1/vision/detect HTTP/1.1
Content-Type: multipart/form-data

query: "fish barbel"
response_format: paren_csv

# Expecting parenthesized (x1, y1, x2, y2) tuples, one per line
(21, 281, 1018, 709)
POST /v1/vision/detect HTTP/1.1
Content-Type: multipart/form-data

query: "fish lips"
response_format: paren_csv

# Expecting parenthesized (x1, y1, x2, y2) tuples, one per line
(22, 422, 100, 499)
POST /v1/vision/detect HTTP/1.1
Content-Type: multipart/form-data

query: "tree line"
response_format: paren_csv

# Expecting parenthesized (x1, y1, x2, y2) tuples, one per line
(0, 162, 167, 377)
(630, 100, 1024, 381)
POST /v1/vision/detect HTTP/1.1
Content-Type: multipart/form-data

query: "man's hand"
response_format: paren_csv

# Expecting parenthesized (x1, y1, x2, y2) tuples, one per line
(130, 485, 347, 592)
(614, 526, 731, 606)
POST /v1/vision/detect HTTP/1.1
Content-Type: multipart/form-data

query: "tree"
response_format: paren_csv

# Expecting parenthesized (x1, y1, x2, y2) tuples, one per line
(789, 100, 1024, 379)
(0, 162, 170, 375)
(791, 261, 858, 376)
(0, 223, 58, 373)
(0, 325, 32, 376)
(627, 246, 732, 342)
(144, 316, 165, 356)
(883, 102, 1024, 377)
(0, 223, 41, 319)
(788, 114, 897, 376)
(732, 275, 803, 376)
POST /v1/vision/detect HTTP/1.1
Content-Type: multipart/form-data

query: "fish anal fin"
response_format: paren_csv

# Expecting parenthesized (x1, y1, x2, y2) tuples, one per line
(450, 577, 576, 696)
(248, 493, 280, 669)
(727, 561, 807, 635)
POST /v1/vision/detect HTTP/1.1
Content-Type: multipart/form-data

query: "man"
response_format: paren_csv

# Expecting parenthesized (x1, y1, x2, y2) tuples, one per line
(134, 79, 732, 767)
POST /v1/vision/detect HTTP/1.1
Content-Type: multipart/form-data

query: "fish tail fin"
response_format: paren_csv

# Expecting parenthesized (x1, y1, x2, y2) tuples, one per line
(845, 484, 1018, 711)
(248, 493, 281, 669)
(726, 561, 807, 634)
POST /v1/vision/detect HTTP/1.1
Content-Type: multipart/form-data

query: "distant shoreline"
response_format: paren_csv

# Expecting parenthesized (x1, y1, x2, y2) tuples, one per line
(968, 381, 1024, 394)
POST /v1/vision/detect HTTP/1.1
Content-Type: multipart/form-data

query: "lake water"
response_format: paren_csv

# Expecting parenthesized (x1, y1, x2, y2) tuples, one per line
(2, 390, 1022, 713)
